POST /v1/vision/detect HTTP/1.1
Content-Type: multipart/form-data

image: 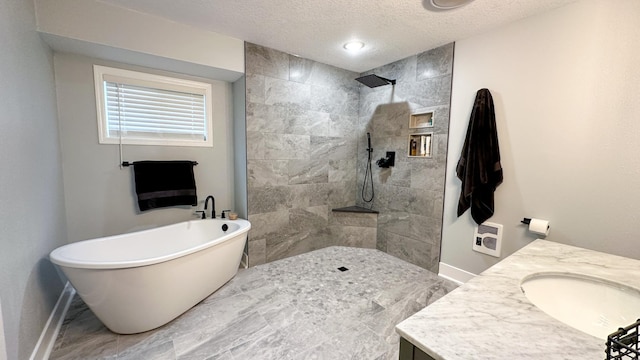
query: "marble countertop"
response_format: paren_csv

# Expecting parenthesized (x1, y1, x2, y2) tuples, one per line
(396, 240, 640, 360)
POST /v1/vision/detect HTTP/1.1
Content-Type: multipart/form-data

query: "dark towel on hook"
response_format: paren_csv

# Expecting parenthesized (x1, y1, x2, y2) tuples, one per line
(133, 161, 197, 211)
(456, 88, 503, 224)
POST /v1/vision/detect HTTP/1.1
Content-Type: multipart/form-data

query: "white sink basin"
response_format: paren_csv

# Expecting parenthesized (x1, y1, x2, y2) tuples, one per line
(520, 272, 640, 339)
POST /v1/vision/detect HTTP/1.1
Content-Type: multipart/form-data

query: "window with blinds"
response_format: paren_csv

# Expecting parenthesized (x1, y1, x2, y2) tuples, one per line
(93, 65, 213, 147)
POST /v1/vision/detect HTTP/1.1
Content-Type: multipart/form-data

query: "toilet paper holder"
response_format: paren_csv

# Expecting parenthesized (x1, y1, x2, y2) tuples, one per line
(521, 218, 550, 231)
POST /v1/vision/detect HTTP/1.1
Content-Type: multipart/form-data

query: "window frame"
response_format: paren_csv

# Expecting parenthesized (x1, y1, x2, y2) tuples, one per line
(93, 65, 214, 147)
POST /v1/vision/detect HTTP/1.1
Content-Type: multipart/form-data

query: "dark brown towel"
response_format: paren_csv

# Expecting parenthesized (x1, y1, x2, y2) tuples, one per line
(133, 161, 197, 211)
(456, 89, 503, 224)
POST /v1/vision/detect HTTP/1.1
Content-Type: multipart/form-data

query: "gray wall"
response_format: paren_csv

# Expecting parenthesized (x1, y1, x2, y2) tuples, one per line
(0, 0, 68, 358)
(244, 43, 361, 265)
(442, 0, 640, 275)
(53, 53, 236, 242)
(356, 44, 454, 273)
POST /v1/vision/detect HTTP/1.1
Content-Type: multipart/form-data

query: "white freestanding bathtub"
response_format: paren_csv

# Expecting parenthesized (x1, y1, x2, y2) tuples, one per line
(49, 218, 251, 334)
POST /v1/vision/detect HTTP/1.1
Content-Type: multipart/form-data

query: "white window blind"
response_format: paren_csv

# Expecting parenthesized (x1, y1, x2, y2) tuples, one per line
(94, 65, 213, 147)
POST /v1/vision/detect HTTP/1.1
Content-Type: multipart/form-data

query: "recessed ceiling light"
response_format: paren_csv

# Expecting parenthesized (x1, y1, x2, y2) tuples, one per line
(343, 41, 365, 51)
(425, 0, 474, 11)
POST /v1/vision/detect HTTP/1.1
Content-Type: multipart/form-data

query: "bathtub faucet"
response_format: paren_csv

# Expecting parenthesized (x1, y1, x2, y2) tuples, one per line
(204, 195, 216, 219)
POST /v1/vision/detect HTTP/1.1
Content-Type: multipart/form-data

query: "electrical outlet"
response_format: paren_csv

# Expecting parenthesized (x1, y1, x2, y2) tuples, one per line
(472, 222, 503, 257)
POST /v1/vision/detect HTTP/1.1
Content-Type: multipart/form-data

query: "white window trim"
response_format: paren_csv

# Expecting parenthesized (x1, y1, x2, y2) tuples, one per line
(93, 65, 214, 147)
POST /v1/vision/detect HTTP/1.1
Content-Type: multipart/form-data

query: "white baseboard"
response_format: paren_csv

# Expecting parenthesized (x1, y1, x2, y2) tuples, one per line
(241, 251, 249, 269)
(30, 282, 75, 360)
(438, 262, 476, 285)
(1, 296, 7, 360)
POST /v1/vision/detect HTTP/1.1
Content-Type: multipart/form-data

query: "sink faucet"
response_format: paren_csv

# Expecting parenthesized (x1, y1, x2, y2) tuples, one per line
(204, 195, 216, 219)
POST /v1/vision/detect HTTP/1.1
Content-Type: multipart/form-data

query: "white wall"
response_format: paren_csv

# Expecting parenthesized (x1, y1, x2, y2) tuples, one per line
(54, 53, 236, 242)
(34, 0, 244, 80)
(0, 0, 68, 358)
(442, 0, 640, 275)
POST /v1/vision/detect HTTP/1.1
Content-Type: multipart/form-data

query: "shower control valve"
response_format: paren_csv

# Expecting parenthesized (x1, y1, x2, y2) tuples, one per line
(376, 151, 396, 168)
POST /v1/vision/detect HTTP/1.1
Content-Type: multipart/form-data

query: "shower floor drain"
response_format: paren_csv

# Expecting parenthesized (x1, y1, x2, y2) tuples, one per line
(337, 267, 349, 272)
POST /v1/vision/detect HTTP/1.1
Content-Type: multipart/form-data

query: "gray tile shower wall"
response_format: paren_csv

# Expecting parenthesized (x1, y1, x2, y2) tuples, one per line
(356, 43, 454, 273)
(245, 43, 361, 266)
(245, 42, 453, 271)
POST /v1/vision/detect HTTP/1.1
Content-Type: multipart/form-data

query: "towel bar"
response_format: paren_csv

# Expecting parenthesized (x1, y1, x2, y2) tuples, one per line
(121, 161, 198, 167)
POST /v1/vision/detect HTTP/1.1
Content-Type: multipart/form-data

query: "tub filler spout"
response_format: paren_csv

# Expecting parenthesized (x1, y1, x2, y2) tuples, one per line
(205, 195, 216, 219)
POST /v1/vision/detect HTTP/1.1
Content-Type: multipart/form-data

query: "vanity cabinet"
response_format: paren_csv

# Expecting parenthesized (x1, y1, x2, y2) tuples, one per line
(399, 337, 436, 360)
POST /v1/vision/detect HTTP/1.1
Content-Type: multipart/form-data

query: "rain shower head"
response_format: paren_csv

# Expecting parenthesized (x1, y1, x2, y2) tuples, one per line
(355, 74, 396, 88)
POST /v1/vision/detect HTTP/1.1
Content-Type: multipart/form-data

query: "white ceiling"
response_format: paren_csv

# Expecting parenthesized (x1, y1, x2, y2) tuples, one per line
(101, 0, 578, 73)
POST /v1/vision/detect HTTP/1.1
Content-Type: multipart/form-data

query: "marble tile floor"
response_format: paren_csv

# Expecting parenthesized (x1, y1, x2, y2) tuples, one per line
(50, 246, 457, 360)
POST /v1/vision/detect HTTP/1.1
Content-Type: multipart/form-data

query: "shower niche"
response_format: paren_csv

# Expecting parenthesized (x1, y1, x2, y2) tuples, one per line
(408, 110, 434, 157)
(409, 110, 434, 129)
(408, 133, 432, 157)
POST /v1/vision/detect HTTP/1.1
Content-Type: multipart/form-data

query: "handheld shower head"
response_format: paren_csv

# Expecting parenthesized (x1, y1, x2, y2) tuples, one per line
(362, 132, 375, 203)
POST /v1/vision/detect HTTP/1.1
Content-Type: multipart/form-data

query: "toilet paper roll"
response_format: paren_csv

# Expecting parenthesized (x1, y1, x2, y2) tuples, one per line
(529, 218, 550, 236)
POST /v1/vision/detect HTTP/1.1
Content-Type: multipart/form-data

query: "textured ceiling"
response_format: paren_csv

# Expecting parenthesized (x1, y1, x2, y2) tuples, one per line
(100, 0, 578, 73)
